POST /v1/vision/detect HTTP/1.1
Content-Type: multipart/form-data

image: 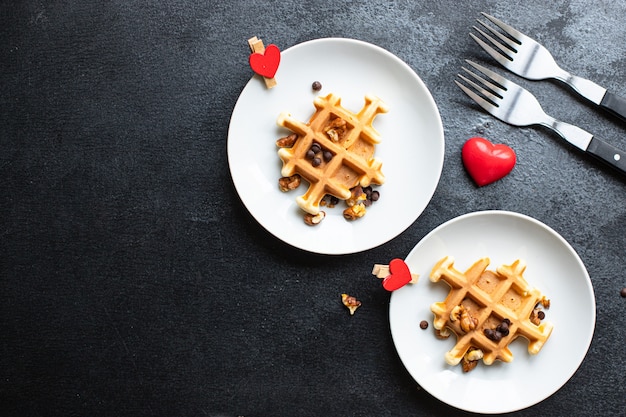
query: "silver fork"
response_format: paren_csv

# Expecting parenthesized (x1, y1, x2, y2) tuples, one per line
(455, 60, 626, 176)
(471, 12, 626, 121)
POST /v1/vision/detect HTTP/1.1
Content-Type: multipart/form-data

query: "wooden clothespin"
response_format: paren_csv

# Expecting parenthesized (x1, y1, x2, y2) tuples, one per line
(248, 36, 279, 89)
(373, 259, 419, 291)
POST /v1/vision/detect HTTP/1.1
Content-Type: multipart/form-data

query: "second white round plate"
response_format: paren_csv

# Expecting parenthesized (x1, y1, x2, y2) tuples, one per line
(228, 38, 444, 254)
(389, 210, 595, 414)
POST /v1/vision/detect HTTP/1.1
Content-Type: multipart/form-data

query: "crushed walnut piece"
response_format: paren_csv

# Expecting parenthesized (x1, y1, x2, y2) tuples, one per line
(278, 174, 301, 192)
(341, 293, 361, 315)
(435, 328, 451, 339)
(530, 298, 550, 325)
(450, 305, 478, 333)
(324, 117, 348, 142)
(276, 133, 298, 148)
(303, 211, 325, 226)
(346, 186, 367, 207)
(461, 347, 484, 372)
(343, 204, 366, 220)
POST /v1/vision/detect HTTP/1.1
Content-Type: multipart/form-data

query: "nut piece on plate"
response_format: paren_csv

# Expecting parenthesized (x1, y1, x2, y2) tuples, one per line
(278, 174, 301, 192)
(345, 186, 367, 207)
(276, 133, 299, 148)
(529, 298, 550, 325)
(324, 117, 348, 142)
(341, 293, 362, 315)
(461, 347, 484, 372)
(450, 304, 478, 333)
(303, 211, 325, 226)
(435, 328, 451, 339)
(343, 203, 366, 220)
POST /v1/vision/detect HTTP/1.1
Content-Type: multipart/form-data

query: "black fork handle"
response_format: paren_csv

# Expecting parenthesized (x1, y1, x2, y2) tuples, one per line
(587, 137, 626, 176)
(600, 91, 626, 122)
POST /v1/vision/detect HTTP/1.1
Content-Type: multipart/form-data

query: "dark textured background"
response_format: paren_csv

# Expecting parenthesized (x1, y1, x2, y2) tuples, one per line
(1, 1, 625, 416)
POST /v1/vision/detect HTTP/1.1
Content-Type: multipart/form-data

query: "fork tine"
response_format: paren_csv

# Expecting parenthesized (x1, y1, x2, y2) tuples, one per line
(455, 58, 510, 112)
(454, 79, 497, 114)
(459, 68, 504, 100)
(456, 69, 506, 112)
(470, 31, 513, 68)
(474, 23, 518, 52)
(464, 60, 512, 91)
(480, 13, 524, 44)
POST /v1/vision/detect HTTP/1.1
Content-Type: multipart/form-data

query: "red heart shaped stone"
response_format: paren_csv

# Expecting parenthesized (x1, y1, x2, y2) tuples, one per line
(462, 137, 516, 186)
(249, 44, 281, 78)
(382, 258, 412, 291)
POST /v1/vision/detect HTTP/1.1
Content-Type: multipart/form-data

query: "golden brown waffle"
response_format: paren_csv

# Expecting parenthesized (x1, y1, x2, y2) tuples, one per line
(276, 93, 388, 215)
(430, 256, 553, 368)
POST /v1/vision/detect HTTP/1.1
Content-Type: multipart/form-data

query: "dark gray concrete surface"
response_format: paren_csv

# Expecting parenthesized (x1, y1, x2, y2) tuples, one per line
(1, 1, 625, 416)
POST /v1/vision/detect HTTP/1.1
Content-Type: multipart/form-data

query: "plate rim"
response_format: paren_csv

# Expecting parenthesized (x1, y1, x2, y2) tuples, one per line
(389, 209, 596, 414)
(227, 37, 444, 255)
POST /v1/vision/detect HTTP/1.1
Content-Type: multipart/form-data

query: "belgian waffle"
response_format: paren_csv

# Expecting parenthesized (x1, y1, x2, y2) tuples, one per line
(430, 256, 553, 368)
(276, 93, 388, 215)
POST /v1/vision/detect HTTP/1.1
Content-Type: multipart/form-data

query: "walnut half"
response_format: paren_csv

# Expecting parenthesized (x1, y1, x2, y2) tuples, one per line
(303, 211, 325, 226)
(450, 305, 478, 333)
(343, 204, 366, 220)
(278, 175, 301, 192)
(461, 347, 483, 372)
(276, 133, 298, 148)
(324, 117, 347, 142)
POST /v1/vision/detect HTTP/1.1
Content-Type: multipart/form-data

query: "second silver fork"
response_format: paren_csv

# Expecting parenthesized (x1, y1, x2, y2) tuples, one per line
(471, 12, 626, 121)
(456, 61, 626, 176)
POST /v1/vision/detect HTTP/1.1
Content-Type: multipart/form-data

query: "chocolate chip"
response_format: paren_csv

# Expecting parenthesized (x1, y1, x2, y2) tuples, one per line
(311, 143, 321, 153)
(312, 81, 322, 91)
(484, 328, 502, 341)
(493, 318, 511, 336)
(322, 151, 333, 162)
(497, 321, 509, 332)
(312, 157, 321, 167)
(370, 190, 380, 201)
(484, 328, 496, 340)
(621, 287, 626, 298)
(537, 311, 545, 320)
(306, 149, 315, 160)
(497, 326, 509, 337)
(420, 320, 429, 330)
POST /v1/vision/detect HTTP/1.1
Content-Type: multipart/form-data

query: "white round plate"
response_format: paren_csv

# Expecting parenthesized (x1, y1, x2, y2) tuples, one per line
(389, 211, 595, 414)
(228, 38, 444, 254)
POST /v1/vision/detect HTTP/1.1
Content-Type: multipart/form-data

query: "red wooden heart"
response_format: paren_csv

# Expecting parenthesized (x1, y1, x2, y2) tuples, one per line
(382, 258, 412, 291)
(462, 137, 516, 186)
(249, 44, 281, 78)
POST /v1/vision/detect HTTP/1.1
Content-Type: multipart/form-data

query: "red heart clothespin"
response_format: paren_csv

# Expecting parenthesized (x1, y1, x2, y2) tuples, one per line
(462, 137, 516, 186)
(372, 259, 419, 292)
(249, 44, 280, 78)
(248, 36, 280, 88)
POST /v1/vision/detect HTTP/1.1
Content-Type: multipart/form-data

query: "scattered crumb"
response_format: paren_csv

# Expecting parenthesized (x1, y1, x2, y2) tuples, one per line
(341, 293, 361, 315)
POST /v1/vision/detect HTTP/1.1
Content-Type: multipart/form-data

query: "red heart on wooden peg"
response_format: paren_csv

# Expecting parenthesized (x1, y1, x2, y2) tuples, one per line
(382, 259, 412, 291)
(462, 137, 516, 186)
(249, 44, 281, 78)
